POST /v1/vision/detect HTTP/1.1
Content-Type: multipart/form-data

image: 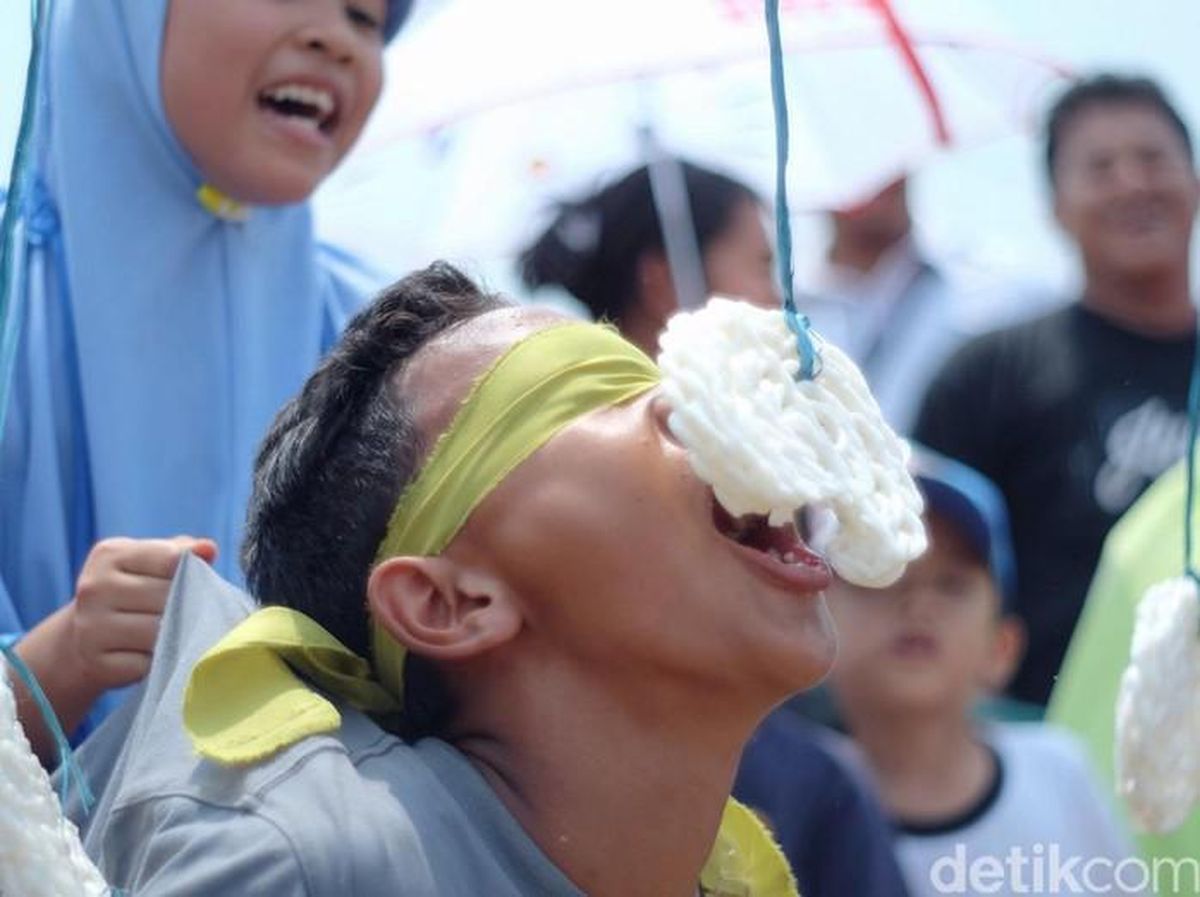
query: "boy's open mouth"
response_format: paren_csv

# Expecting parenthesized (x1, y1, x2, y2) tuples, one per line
(257, 82, 341, 135)
(711, 495, 824, 569)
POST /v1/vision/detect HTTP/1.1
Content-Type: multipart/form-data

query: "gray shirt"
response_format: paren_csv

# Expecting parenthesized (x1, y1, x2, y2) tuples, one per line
(70, 556, 585, 897)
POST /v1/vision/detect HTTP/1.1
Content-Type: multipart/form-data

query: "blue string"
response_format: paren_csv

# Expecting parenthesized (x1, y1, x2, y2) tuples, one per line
(0, 0, 50, 437)
(0, 636, 94, 814)
(1185, 311, 1200, 589)
(764, 0, 820, 381)
(1, 646, 123, 897)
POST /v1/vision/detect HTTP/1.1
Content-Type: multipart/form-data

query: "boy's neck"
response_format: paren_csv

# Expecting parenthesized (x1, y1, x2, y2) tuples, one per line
(847, 703, 995, 827)
(450, 671, 759, 897)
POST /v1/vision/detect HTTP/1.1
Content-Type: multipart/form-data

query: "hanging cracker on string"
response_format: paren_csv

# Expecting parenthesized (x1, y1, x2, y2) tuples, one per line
(0, 658, 110, 897)
(657, 296, 927, 588)
(1115, 576, 1200, 833)
(1114, 305, 1200, 834)
(1117, 576, 1200, 833)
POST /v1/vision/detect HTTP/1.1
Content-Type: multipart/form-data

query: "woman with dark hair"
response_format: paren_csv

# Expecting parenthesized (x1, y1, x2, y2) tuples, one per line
(519, 161, 779, 354)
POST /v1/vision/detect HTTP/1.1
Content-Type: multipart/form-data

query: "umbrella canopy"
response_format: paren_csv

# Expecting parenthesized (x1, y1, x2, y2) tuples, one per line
(315, 0, 1070, 288)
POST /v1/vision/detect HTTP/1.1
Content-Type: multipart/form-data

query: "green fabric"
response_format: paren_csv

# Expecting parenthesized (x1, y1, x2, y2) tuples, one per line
(1047, 459, 1200, 891)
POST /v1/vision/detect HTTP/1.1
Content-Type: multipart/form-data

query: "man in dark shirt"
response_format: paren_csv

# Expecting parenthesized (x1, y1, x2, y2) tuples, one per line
(914, 74, 1199, 706)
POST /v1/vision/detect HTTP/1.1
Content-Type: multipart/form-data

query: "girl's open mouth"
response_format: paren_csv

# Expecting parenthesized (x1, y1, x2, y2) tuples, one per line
(257, 82, 341, 136)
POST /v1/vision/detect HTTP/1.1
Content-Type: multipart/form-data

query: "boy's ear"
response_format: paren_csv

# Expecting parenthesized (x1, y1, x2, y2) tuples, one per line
(981, 615, 1026, 694)
(367, 557, 522, 663)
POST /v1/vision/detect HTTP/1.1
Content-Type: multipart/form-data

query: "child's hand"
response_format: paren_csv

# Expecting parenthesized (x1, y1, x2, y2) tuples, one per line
(67, 536, 218, 690)
(12, 536, 218, 764)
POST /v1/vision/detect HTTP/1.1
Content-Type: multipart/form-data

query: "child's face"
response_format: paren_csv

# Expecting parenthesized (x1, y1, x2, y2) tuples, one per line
(827, 513, 1021, 719)
(161, 0, 386, 205)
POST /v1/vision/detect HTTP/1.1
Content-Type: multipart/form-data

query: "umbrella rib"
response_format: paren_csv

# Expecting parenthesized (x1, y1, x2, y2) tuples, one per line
(866, 0, 952, 146)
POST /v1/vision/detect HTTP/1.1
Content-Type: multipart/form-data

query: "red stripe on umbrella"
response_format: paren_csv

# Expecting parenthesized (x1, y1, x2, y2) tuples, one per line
(867, 0, 953, 146)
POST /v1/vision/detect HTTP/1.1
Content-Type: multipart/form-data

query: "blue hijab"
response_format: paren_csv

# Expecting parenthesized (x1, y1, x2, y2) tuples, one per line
(0, 0, 409, 716)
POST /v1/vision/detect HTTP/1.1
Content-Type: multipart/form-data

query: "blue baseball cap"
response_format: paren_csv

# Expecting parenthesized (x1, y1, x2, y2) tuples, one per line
(384, 0, 415, 41)
(909, 444, 1018, 611)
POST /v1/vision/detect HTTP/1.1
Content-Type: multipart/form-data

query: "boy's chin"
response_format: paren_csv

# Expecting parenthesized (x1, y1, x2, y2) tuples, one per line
(758, 630, 839, 703)
(884, 682, 970, 716)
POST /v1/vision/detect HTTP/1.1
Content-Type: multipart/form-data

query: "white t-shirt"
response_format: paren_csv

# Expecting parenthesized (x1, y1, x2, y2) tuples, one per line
(893, 724, 1143, 897)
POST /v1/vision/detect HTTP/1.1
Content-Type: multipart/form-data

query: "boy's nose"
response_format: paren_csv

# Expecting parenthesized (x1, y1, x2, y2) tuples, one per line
(895, 586, 939, 620)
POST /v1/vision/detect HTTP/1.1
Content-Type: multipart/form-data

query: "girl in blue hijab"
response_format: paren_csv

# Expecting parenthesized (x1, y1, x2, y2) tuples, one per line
(1, 0, 411, 758)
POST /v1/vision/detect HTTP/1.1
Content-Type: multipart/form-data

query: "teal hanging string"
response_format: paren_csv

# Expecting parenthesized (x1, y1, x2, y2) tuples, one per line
(0, 0, 50, 432)
(0, 0, 50, 436)
(764, 0, 820, 381)
(0, 647, 125, 897)
(1184, 312, 1200, 589)
(0, 636, 94, 814)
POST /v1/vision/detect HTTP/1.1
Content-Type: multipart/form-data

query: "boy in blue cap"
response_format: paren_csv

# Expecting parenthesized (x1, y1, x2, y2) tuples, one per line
(827, 448, 1137, 896)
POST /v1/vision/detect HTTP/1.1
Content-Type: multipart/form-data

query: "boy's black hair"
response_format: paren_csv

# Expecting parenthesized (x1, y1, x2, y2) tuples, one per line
(1045, 73, 1193, 184)
(241, 262, 506, 739)
(519, 161, 759, 324)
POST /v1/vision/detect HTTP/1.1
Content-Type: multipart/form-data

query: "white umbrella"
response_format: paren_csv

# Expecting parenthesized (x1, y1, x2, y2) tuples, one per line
(315, 0, 1070, 290)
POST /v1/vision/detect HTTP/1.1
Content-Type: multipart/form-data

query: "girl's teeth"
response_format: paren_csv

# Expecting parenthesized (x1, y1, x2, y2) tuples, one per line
(767, 547, 783, 561)
(263, 84, 336, 118)
(783, 551, 796, 565)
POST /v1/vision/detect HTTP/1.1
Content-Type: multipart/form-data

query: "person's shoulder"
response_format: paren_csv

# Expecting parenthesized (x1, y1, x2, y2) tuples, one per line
(959, 303, 1076, 359)
(989, 721, 1097, 784)
(98, 720, 441, 896)
(94, 790, 316, 896)
(985, 722, 1135, 862)
(924, 303, 1077, 400)
(86, 559, 444, 892)
(103, 706, 411, 820)
(316, 242, 393, 290)
(741, 708, 848, 779)
(315, 242, 396, 334)
(737, 708, 877, 806)
(978, 723, 1112, 832)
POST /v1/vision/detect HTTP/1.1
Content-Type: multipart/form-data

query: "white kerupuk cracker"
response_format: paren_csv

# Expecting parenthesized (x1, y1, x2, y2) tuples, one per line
(0, 659, 109, 897)
(1115, 576, 1200, 833)
(657, 297, 926, 587)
